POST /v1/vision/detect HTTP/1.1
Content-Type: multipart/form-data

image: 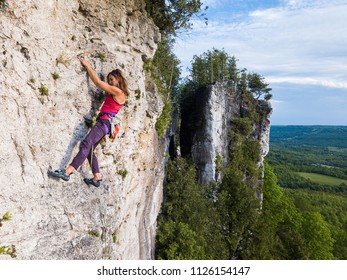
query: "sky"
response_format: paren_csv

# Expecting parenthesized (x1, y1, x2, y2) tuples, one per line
(174, 0, 347, 125)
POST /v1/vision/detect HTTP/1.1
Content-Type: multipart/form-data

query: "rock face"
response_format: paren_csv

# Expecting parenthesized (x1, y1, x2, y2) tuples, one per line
(0, 0, 164, 259)
(181, 82, 272, 184)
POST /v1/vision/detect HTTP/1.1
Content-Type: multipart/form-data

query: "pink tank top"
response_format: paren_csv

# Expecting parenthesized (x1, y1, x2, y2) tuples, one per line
(99, 95, 124, 120)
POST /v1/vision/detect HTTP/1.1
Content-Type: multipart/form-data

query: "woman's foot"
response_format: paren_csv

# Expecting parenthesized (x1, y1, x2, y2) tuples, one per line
(48, 169, 70, 181)
(83, 178, 102, 188)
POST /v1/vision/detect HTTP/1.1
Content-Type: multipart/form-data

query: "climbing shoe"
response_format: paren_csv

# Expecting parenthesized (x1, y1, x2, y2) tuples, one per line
(83, 178, 102, 188)
(48, 169, 70, 181)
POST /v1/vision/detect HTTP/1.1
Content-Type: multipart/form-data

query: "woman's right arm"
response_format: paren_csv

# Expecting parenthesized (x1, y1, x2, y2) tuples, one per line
(80, 58, 126, 104)
(80, 58, 102, 86)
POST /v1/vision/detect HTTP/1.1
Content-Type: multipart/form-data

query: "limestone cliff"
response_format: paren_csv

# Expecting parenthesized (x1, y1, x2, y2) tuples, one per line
(0, 0, 164, 259)
(180, 82, 272, 185)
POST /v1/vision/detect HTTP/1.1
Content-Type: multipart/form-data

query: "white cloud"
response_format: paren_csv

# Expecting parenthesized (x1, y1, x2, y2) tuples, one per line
(267, 77, 347, 90)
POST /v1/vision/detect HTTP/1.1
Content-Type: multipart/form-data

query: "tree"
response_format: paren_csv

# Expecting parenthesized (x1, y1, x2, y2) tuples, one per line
(245, 163, 311, 260)
(188, 49, 272, 101)
(227, 56, 239, 93)
(156, 158, 227, 259)
(156, 221, 206, 260)
(302, 212, 335, 259)
(144, 0, 207, 36)
(190, 49, 235, 86)
(144, 35, 181, 137)
(216, 166, 261, 259)
(247, 73, 272, 100)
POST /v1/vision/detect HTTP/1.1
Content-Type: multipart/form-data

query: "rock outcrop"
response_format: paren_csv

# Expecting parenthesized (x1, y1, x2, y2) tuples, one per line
(0, 0, 164, 259)
(180, 82, 272, 184)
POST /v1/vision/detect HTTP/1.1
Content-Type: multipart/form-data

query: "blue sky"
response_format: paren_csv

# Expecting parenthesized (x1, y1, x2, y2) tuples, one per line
(174, 0, 347, 125)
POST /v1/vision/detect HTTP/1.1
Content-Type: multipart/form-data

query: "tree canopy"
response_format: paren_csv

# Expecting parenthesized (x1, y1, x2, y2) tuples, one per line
(144, 0, 207, 36)
(189, 48, 272, 100)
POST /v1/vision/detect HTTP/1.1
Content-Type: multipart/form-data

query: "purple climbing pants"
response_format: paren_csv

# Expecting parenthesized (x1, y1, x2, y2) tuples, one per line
(70, 120, 110, 174)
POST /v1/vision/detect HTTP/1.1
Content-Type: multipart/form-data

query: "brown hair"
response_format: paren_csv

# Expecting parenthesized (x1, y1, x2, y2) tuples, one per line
(107, 69, 129, 96)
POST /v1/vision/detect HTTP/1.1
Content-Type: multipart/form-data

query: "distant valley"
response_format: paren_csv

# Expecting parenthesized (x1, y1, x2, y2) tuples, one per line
(267, 125, 347, 259)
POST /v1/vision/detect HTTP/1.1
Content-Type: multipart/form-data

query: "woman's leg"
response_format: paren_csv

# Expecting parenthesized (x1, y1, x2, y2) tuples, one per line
(68, 122, 106, 174)
(87, 137, 103, 181)
(88, 120, 110, 181)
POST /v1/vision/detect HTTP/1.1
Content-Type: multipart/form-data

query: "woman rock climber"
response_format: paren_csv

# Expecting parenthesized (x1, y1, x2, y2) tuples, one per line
(48, 57, 128, 187)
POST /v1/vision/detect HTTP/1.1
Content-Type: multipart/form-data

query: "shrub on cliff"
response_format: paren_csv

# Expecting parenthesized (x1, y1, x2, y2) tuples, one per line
(144, 35, 180, 137)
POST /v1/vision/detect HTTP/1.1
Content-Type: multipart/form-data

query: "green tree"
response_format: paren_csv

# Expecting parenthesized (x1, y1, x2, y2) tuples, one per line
(156, 221, 205, 259)
(244, 162, 285, 259)
(286, 189, 344, 259)
(190, 49, 234, 86)
(246, 163, 310, 259)
(247, 73, 272, 100)
(144, 0, 207, 36)
(188, 49, 272, 102)
(145, 35, 181, 99)
(144, 35, 181, 137)
(216, 166, 260, 259)
(226, 56, 239, 93)
(302, 212, 335, 259)
(156, 158, 227, 259)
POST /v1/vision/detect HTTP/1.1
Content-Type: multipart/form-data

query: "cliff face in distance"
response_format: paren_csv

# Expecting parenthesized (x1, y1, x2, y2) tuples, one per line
(0, 0, 164, 259)
(180, 82, 272, 186)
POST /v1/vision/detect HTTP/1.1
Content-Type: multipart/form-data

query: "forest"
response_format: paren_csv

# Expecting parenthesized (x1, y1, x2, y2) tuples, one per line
(156, 123, 347, 259)
(268, 126, 347, 193)
(266, 126, 347, 259)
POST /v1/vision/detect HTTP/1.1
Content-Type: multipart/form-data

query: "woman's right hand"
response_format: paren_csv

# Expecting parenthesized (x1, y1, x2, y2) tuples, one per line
(79, 57, 91, 68)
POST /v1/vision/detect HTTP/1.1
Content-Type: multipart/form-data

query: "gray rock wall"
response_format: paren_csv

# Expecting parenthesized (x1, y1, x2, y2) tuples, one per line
(0, 0, 164, 259)
(190, 83, 272, 184)
(191, 83, 239, 183)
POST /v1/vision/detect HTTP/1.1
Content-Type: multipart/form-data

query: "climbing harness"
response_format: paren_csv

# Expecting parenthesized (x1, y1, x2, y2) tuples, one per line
(98, 112, 120, 142)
